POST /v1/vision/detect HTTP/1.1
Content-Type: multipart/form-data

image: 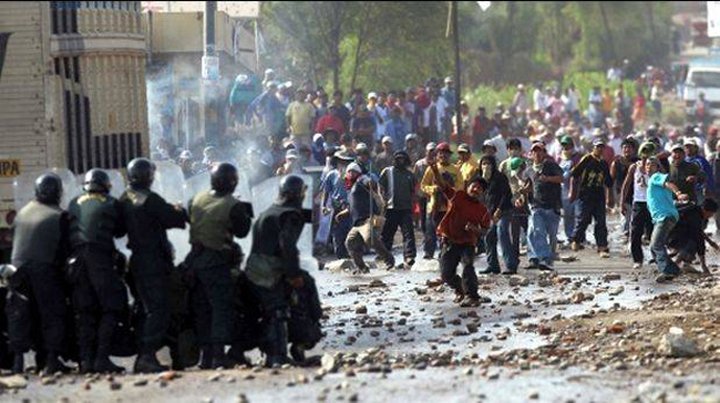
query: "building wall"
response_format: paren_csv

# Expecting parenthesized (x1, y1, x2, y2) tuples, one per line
(0, 1, 51, 211)
(48, 1, 149, 173)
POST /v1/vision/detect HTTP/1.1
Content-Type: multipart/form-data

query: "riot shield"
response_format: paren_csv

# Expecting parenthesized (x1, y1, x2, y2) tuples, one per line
(13, 168, 81, 211)
(250, 174, 317, 273)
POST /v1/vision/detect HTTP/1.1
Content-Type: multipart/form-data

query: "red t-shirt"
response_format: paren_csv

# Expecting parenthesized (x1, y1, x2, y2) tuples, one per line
(436, 189, 491, 246)
(315, 115, 346, 135)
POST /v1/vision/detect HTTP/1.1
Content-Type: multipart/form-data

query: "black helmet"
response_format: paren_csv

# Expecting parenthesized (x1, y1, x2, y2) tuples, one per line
(34, 173, 63, 205)
(210, 162, 238, 195)
(279, 175, 307, 205)
(127, 158, 156, 189)
(84, 169, 111, 193)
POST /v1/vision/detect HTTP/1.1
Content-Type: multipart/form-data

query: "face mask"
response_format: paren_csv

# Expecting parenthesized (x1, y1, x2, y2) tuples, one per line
(482, 167, 492, 180)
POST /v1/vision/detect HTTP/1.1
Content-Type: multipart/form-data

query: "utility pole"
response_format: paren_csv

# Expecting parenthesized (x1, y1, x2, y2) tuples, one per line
(452, 0, 462, 142)
(202, 1, 220, 146)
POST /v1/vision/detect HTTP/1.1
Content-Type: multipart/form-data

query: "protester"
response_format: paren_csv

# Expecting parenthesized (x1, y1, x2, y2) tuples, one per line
(436, 174, 491, 307)
(646, 157, 688, 283)
(379, 151, 418, 269)
(478, 155, 518, 274)
(569, 138, 614, 257)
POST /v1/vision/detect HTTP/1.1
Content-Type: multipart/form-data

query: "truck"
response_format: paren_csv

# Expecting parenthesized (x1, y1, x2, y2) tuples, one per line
(0, 1, 150, 262)
(682, 54, 720, 120)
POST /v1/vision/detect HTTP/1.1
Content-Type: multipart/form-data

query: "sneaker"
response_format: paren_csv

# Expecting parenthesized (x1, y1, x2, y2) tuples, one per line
(501, 269, 517, 275)
(524, 260, 540, 270)
(479, 268, 500, 275)
(632, 263, 642, 270)
(352, 267, 370, 275)
(453, 292, 465, 303)
(655, 273, 677, 283)
(598, 248, 610, 258)
(423, 254, 433, 260)
(538, 263, 554, 272)
(571, 241, 583, 252)
(459, 296, 481, 307)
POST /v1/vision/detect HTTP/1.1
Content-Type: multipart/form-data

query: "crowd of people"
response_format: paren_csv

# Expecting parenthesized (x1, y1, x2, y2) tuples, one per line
(6, 65, 719, 376)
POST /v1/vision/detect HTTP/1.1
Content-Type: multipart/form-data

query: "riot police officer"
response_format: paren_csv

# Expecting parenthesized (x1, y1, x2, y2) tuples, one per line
(185, 162, 252, 369)
(68, 169, 128, 373)
(119, 158, 187, 373)
(7, 173, 71, 374)
(245, 175, 312, 367)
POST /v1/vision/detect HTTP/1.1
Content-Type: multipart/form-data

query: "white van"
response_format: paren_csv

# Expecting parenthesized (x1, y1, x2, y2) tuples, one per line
(683, 66, 720, 118)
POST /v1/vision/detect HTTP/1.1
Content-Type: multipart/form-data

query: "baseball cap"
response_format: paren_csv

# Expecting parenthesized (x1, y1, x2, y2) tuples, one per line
(684, 137, 699, 147)
(531, 142, 546, 152)
(382, 136, 393, 144)
(355, 142, 370, 154)
(313, 133, 324, 143)
(426, 142, 437, 151)
(436, 142, 452, 153)
(671, 143, 684, 152)
(346, 162, 363, 174)
(560, 135, 574, 146)
(638, 141, 656, 156)
(367, 91, 377, 99)
(509, 157, 526, 172)
(393, 150, 410, 160)
(457, 143, 471, 153)
(286, 149, 299, 160)
(482, 140, 497, 150)
(444, 76, 453, 83)
(592, 138, 606, 147)
(405, 133, 418, 142)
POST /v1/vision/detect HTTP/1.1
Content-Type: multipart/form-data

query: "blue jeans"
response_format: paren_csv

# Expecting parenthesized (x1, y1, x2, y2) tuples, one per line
(527, 207, 561, 266)
(561, 198, 576, 240)
(650, 217, 680, 276)
(332, 216, 353, 259)
(485, 214, 518, 272)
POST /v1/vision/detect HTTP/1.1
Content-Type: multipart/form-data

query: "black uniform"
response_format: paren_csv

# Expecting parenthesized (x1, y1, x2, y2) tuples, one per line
(119, 188, 186, 354)
(184, 191, 252, 348)
(244, 201, 310, 364)
(7, 201, 70, 356)
(67, 192, 127, 368)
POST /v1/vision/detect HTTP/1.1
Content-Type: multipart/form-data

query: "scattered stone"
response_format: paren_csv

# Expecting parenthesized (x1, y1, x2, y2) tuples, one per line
(508, 275, 530, 287)
(41, 376, 56, 385)
(658, 328, 701, 357)
(609, 286, 625, 296)
(133, 379, 149, 387)
(237, 394, 249, 403)
(528, 391, 540, 399)
(208, 373, 223, 382)
(538, 325, 552, 335)
(326, 259, 354, 272)
(607, 323, 625, 334)
(355, 305, 368, 314)
(603, 273, 621, 281)
(348, 393, 359, 402)
(321, 353, 339, 373)
(0, 375, 28, 389)
(157, 371, 179, 382)
(463, 368, 473, 375)
(368, 279, 386, 288)
(109, 381, 122, 391)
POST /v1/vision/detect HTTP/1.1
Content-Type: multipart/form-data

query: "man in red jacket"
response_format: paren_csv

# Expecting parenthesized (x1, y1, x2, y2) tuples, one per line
(436, 173, 492, 307)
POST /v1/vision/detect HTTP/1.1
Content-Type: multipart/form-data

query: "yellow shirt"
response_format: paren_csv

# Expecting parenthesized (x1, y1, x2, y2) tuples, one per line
(420, 162, 464, 213)
(456, 159, 479, 186)
(286, 101, 316, 138)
